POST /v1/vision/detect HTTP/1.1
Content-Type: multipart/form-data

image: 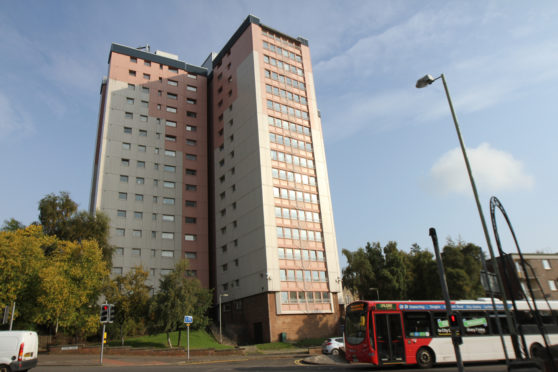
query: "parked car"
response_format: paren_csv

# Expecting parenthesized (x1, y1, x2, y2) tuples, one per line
(0, 331, 38, 372)
(322, 337, 344, 355)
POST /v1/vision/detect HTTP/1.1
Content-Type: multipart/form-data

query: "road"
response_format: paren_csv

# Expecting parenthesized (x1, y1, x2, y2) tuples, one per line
(34, 355, 508, 372)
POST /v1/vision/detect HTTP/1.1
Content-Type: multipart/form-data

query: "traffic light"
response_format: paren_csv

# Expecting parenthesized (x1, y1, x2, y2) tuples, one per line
(100, 304, 109, 323)
(103, 332, 107, 344)
(449, 312, 459, 329)
(108, 304, 115, 323)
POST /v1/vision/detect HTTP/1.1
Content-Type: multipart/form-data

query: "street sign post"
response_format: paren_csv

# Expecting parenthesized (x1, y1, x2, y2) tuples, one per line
(184, 315, 193, 360)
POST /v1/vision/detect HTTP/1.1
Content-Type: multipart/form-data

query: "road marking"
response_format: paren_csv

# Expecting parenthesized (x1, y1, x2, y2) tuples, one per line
(178, 358, 250, 365)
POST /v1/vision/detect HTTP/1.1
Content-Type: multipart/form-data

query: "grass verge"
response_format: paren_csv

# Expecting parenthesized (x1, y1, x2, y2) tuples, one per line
(108, 329, 232, 350)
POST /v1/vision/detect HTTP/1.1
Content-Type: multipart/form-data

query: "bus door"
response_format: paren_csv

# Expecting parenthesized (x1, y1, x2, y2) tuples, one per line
(375, 313, 405, 364)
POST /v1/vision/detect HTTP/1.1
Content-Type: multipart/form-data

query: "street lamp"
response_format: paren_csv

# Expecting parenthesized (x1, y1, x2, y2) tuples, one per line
(416, 73, 517, 362)
(369, 287, 379, 300)
(219, 293, 229, 344)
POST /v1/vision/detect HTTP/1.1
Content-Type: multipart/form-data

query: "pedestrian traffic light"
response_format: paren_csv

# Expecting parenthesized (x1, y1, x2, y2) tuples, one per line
(103, 332, 107, 344)
(108, 304, 115, 323)
(449, 312, 459, 329)
(100, 304, 109, 323)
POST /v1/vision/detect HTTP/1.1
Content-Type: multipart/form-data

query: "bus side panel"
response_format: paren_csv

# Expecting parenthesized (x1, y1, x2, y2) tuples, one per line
(404, 338, 433, 364)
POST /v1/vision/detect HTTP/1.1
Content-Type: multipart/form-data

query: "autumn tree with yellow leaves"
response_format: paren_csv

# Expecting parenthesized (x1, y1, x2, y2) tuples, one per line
(0, 225, 109, 338)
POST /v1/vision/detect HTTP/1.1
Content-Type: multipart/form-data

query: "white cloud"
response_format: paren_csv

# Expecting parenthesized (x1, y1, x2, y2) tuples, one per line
(0, 91, 35, 141)
(428, 143, 534, 195)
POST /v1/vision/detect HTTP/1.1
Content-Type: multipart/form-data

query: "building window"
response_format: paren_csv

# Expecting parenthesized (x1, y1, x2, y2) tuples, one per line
(163, 197, 175, 205)
(185, 184, 197, 191)
(187, 98, 196, 104)
(115, 247, 124, 255)
(135, 194, 144, 201)
(186, 85, 197, 92)
(121, 158, 130, 166)
(164, 165, 176, 172)
(186, 111, 197, 118)
(185, 234, 196, 241)
(131, 230, 142, 238)
(162, 214, 175, 222)
(168, 80, 178, 87)
(185, 252, 197, 259)
(165, 149, 176, 157)
(166, 120, 177, 127)
(120, 175, 128, 183)
(129, 70, 136, 76)
(550, 280, 557, 291)
(166, 106, 177, 113)
(123, 127, 132, 134)
(134, 211, 143, 219)
(117, 210, 126, 217)
(185, 200, 197, 207)
(128, 83, 135, 90)
(186, 139, 197, 146)
(132, 248, 141, 256)
(125, 112, 133, 119)
(130, 57, 137, 63)
(185, 169, 196, 175)
(163, 181, 175, 188)
(185, 217, 196, 224)
(127, 97, 134, 104)
(140, 115, 148, 122)
(112, 267, 123, 275)
(165, 135, 176, 142)
(186, 153, 197, 161)
(137, 145, 146, 152)
(139, 129, 147, 136)
(186, 125, 197, 132)
(167, 92, 177, 100)
(137, 161, 145, 168)
(118, 192, 127, 200)
(543, 260, 551, 270)
(161, 250, 174, 258)
(162, 232, 174, 240)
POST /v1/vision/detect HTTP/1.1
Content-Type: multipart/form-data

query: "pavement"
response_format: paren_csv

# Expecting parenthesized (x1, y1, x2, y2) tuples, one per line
(37, 348, 348, 367)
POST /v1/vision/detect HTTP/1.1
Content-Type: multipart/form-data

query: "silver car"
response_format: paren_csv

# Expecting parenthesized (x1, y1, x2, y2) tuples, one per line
(321, 337, 344, 355)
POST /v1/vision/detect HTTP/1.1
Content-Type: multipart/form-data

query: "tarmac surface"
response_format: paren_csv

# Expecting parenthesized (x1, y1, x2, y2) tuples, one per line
(37, 348, 348, 367)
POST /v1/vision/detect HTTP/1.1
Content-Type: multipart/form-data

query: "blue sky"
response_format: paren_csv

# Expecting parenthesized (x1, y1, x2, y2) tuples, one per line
(1, 1, 557, 267)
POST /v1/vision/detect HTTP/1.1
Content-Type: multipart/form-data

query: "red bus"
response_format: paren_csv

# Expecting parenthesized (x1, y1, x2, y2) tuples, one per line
(344, 299, 558, 368)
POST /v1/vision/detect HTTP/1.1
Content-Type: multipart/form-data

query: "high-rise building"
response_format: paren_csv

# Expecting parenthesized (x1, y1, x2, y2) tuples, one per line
(90, 15, 342, 343)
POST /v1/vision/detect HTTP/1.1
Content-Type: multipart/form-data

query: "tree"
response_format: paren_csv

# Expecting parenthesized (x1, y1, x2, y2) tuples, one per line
(1, 218, 25, 231)
(0, 226, 47, 326)
(342, 241, 408, 301)
(38, 192, 77, 237)
(34, 239, 109, 338)
(148, 260, 212, 347)
(442, 239, 484, 299)
(38, 192, 114, 265)
(105, 267, 151, 345)
(407, 244, 441, 300)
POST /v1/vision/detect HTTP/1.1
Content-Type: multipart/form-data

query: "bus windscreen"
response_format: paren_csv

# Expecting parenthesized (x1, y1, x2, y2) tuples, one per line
(345, 302, 367, 345)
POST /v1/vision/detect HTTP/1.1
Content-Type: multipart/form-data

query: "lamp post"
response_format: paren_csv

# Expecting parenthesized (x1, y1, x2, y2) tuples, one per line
(219, 293, 228, 344)
(416, 74, 518, 363)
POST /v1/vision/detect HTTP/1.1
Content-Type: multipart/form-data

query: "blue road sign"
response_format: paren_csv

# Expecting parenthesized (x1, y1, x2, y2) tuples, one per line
(184, 315, 193, 324)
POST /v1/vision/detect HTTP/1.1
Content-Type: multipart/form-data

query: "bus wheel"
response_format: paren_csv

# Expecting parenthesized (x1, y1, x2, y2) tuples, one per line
(416, 347, 435, 369)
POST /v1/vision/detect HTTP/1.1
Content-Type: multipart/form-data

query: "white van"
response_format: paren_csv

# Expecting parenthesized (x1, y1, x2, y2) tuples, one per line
(0, 331, 38, 372)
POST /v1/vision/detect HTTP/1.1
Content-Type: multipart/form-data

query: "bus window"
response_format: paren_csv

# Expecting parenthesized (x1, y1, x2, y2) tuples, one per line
(462, 312, 488, 336)
(403, 312, 431, 337)
(433, 312, 458, 336)
(488, 313, 509, 335)
(345, 303, 367, 345)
